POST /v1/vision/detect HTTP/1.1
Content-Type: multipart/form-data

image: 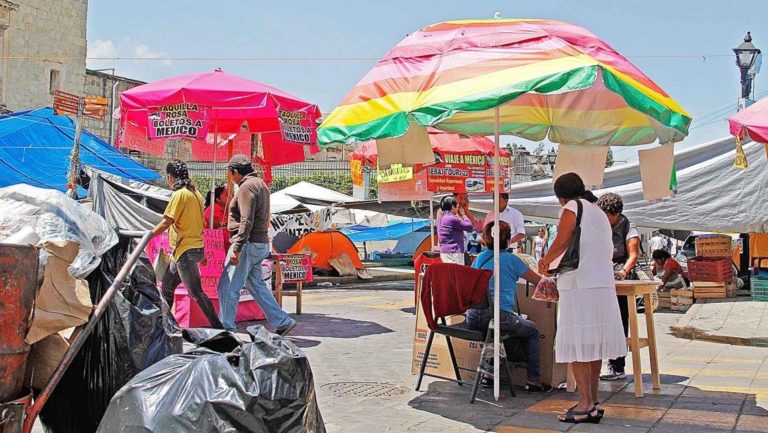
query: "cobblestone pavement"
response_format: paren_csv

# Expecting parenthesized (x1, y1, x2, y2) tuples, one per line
(270, 283, 768, 433)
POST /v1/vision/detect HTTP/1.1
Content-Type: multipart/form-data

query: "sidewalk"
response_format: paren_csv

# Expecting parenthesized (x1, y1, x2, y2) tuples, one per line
(671, 298, 768, 347)
(269, 285, 768, 432)
(307, 266, 415, 287)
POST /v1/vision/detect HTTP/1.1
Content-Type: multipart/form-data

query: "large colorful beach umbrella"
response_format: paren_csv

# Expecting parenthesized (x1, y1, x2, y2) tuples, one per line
(319, 18, 691, 399)
(729, 97, 768, 144)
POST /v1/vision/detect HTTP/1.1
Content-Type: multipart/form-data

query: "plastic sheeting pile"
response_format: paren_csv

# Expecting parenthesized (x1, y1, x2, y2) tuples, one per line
(0, 184, 118, 278)
(97, 327, 325, 433)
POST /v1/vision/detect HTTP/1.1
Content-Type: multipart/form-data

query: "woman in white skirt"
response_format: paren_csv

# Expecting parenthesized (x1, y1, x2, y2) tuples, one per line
(539, 173, 627, 424)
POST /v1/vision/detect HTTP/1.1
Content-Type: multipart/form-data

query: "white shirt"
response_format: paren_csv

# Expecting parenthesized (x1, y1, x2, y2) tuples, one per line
(649, 235, 665, 252)
(484, 205, 525, 252)
(484, 205, 525, 237)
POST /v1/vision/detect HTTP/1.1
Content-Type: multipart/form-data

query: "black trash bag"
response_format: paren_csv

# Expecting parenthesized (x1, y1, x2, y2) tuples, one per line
(97, 325, 326, 433)
(40, 236, 183, 433)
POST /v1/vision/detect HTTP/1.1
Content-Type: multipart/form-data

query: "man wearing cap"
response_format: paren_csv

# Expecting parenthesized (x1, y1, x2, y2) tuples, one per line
(217, 154, 296, 336)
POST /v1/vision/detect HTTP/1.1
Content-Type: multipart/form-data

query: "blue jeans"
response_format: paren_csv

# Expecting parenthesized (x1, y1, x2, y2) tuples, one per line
(466, 308, 541, 383)
(217, 242, 293, 332)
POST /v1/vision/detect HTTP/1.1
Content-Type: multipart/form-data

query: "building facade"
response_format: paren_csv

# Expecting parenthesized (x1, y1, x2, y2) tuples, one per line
(0, 0, 88, 113)
(83, 69, 145, 143)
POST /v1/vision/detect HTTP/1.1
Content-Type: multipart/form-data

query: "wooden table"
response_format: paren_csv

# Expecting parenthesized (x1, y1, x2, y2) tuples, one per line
(566, 280, 660, 397)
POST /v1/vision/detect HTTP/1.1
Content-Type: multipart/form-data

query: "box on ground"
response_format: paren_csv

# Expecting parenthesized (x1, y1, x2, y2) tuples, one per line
(412, 281, 567, 387)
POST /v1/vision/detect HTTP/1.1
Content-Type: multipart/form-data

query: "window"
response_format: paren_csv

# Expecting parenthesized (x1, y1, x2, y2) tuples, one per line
(48, 69, 60, 94)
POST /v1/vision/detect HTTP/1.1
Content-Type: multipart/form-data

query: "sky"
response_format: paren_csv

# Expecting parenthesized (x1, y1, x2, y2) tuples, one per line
(86, 0, 768, 163)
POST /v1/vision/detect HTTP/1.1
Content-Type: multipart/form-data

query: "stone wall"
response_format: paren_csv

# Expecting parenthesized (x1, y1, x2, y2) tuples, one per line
(82, 69, 145, 143)
(1, 0, 88, 112)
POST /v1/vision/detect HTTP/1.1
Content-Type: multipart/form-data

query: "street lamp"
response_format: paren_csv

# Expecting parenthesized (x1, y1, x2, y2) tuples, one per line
(733, 32, 761, 101)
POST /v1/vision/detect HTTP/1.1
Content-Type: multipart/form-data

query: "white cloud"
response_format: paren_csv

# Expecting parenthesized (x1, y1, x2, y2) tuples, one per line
(88, 39, 118, 60)
(86, 38, 172, 74)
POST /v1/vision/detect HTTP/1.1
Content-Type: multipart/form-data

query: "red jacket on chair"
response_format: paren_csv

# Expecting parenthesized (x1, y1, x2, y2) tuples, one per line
(420, 263, 492, 330)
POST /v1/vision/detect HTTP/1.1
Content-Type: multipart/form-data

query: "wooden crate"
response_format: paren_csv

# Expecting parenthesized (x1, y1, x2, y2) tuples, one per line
(657, 291, 672, 309)
(695, 235, 733, 258)
(692, 281, 727, 299)
(670, 289, 694, 311)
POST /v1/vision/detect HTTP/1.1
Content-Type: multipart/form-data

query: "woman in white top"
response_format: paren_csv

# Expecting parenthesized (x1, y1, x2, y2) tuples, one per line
(538, 173, 626, 425)
(533, 228, 547, 262)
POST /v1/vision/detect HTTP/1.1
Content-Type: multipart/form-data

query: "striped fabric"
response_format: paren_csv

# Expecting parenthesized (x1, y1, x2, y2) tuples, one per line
(319, 19, 691, 147)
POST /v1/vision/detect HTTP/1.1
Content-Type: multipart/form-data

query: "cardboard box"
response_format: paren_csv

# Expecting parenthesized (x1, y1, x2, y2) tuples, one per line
(412, 280, 567, 387)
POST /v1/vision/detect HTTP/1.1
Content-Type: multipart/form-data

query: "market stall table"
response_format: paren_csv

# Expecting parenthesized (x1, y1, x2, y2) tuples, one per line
(567, 280, 660, 397)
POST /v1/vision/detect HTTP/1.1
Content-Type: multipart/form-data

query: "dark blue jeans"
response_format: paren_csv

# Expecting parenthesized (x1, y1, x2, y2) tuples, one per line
(466, 308, 541, 383)
(161, 248, 223, 329)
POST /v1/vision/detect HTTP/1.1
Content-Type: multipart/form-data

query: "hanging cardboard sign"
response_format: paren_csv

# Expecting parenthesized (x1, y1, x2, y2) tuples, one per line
(377, 163, 413, 183)
(639, 143, 675, 201)
(147, 104, 211, 140)
(553, 145, 608, 189)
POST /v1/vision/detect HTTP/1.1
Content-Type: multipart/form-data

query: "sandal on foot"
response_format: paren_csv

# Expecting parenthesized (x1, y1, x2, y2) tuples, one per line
(525, 383, 553, 393)
(558, 406, 601, 424)
(594, 401, 605, 417)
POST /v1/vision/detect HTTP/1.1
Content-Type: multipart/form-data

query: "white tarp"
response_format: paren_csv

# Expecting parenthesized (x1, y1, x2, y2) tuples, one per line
(499, 137, 768, 233)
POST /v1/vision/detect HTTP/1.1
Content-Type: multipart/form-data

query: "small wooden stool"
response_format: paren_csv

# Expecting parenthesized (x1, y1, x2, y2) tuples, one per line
(566, 280, 660, 397)
(273, 260, 303, 315)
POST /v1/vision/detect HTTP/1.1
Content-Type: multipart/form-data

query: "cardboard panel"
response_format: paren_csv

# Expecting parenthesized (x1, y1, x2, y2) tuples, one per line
(412, 280, 567, 387)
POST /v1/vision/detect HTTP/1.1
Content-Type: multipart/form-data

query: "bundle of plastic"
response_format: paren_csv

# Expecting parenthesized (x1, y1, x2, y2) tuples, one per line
(533, 277, 559, 302)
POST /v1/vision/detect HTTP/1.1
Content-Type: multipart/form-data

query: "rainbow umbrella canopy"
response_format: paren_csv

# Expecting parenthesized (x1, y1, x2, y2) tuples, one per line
(729, 96, 768, 144)
(318, 18, 691, 146)
(319, 18, 691, 400)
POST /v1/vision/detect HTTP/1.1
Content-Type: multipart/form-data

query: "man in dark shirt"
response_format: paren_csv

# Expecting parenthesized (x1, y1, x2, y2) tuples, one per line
(217, 154, 296, 336)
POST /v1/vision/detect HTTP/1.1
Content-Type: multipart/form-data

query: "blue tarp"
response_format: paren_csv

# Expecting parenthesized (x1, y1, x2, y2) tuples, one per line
(0, 107, 159, 192)
(342, 219, 430, 242)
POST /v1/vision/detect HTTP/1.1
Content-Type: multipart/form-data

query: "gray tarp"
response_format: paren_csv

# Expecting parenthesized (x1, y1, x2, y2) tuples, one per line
(501, 137, 768, 233)
(88, 168, 170, 231)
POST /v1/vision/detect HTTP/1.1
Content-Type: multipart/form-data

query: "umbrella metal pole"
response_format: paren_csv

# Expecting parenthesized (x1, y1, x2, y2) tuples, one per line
(209, 114, 219, 229)
(23, 230, 153, 433)
(429, 194, 435, 249)
(493, 106, 501, 401)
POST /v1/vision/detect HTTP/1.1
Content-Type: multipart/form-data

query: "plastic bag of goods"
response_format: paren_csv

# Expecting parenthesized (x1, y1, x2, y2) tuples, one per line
(97, 326, 325, 433)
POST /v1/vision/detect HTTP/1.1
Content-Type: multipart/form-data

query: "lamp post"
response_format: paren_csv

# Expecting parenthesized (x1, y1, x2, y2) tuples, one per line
(733, 32, 761, 108)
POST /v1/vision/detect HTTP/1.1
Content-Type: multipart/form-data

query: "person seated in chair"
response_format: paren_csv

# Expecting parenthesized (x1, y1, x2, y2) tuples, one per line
(467, 220, 552, 392)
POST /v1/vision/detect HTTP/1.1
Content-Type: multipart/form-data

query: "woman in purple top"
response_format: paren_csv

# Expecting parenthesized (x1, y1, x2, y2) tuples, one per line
(437, 195, 475, 264)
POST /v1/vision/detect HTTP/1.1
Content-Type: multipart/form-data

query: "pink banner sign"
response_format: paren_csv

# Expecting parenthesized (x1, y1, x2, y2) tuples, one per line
(277, 108, 315, 145)
(145, 229, 266, 327)
(276, 253, 313, 283)
(147, 104, 211, 140)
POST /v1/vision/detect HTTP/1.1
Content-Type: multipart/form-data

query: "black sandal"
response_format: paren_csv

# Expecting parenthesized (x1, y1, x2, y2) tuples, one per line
(594, 401, 605, 417)
(558, 406, 601, 424)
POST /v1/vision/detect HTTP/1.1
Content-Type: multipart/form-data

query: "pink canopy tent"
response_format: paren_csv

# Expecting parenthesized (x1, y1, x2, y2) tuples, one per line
(730, 97, 768, 144)
(116, 69, 322, 226)
(116, 69, 321, 167)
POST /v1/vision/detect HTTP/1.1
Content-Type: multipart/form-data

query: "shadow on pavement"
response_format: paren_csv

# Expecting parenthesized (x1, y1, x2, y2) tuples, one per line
(400, 306, 416, 315)
(407, 380, 544, 431)
(288, 313, 395, 339)
(289, 337, 322, 349)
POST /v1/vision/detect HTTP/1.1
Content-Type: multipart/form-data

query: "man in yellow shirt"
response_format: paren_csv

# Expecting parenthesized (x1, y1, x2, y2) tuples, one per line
(151, 160, 223, 328)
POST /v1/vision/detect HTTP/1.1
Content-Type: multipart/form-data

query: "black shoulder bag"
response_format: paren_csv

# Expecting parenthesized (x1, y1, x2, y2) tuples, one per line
(552, 199, 583, 273)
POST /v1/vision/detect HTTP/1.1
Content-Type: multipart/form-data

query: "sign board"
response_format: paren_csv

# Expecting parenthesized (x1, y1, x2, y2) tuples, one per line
(277, 108, 314, 144)
(275, 253, 313, 283)
(350, 159, 364, 187)
(53, 90, 108, 120)
(377, 163, 413, 184)
(53, 90, 80, 116)
(425, 153, 510, 193)
(147, 104, 211, 140)
(145, 229, 268, 326)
